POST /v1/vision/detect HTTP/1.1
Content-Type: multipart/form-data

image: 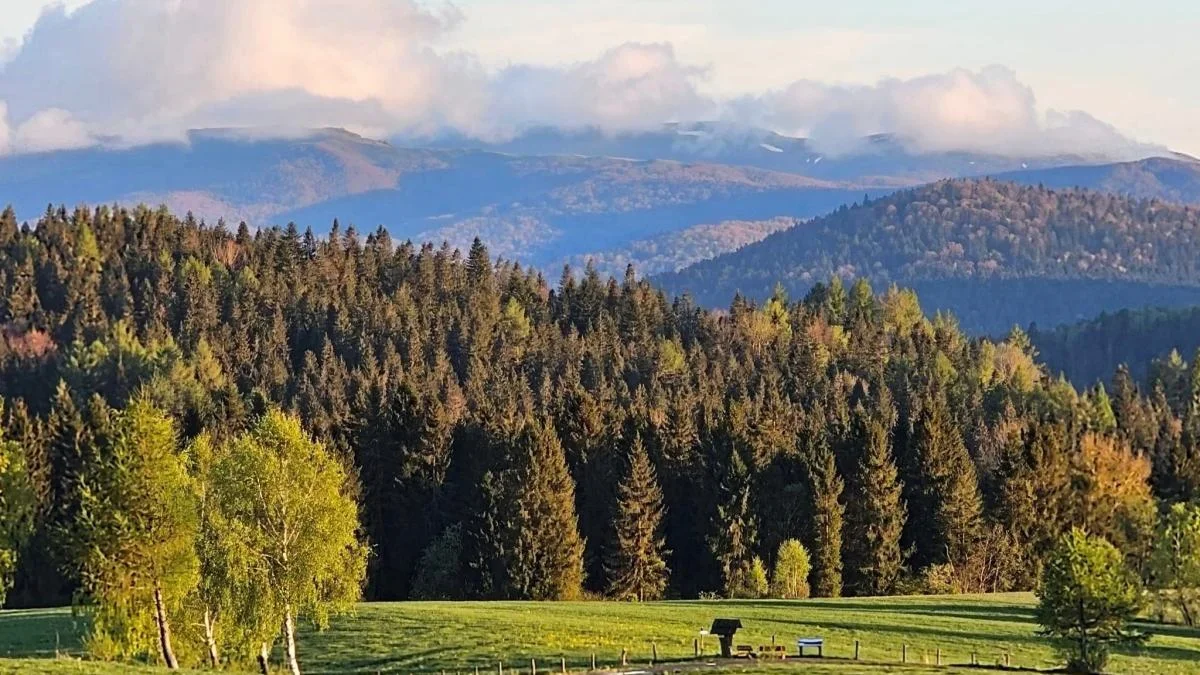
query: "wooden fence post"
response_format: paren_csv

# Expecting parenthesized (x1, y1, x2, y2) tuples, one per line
(902, 644, 907, 663)
(694, 639, 699, 658)
(498, 661, 504, 675)
(651, 642, 658, 664)
(620, 649, 627, 667)
(971, 651, 977, 665)
(854, 640, 860, 661)
(936, 648, 941, 666)
(1005, 652, 1011, 667)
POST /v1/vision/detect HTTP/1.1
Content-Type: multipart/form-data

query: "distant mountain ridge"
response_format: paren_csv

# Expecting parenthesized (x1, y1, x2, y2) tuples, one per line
(656, 179, 1200, 333)
(425, 122, 1138, 184)
(2, 126, 1199, 278)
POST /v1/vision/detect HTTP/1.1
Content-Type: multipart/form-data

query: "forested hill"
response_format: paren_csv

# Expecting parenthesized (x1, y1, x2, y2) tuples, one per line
(656, 179, 1200, 333)
(1, 203, 1197, 610)
(1032, 304, 1200, 387)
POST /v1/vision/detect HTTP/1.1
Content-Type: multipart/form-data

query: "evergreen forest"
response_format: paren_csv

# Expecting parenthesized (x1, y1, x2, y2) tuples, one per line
(1, 201, 1198, 615)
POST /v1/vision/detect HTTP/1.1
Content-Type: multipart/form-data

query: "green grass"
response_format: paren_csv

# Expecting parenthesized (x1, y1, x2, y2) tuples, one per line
(2, 594, 1199, 674)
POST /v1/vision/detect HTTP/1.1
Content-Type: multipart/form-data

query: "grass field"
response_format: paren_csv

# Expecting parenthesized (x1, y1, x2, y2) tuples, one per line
(1, 594, 1199, 674)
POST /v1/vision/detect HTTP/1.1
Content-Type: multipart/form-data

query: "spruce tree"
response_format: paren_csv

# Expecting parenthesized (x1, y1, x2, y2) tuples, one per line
(510, 421, 585, 600)
(606, 436, 670, 601)
(808, 443, 844, 597)
(846, 413, 906, 596)
(910, 395, 983, 568)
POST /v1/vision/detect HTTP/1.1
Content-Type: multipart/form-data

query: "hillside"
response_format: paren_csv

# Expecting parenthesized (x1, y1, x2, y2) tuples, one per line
(997, 156, 1200, 205)
(1031, 304, 1200, 386)
(656, 179, 1200, 333)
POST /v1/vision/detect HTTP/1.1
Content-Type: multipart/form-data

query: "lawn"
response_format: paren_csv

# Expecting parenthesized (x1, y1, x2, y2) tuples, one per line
(1, 594, 1199, 674)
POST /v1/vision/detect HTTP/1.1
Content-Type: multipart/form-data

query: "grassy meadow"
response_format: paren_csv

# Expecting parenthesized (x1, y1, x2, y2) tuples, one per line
(2, 594, 1199, 674)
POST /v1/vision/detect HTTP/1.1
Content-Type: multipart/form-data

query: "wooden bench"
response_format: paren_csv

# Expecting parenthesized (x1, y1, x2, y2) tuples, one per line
(757, 645, 788, 660)
(735, 645, 755, 659)
(796, 638, 824, 657)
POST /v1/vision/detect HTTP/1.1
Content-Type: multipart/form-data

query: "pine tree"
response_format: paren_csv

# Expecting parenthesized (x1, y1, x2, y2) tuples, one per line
(846, 413, 906, 596)
(808, 443, 844, 597)
(606, 436, 670, 601)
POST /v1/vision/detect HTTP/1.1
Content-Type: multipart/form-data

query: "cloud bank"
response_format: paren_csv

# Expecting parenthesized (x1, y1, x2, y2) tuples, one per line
(0, 0, 1163, 159)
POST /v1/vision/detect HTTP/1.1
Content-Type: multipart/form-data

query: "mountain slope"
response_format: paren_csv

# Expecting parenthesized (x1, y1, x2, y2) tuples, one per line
(995, 156, 1200, 205)
(656, 179, 1200, 333)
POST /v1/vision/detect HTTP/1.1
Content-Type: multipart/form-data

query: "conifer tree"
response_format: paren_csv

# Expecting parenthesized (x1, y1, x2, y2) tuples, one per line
(708, 430, 756, 598)
(606, 436, 670, 601)
(510, 421, 585, 600)
(846, 413, 906, 596)
(910, 395, 983, 569)
(808, 442, 845, 597)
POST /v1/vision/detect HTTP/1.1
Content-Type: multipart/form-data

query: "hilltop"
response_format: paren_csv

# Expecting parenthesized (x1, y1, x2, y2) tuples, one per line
(656, 179, 1200, 333)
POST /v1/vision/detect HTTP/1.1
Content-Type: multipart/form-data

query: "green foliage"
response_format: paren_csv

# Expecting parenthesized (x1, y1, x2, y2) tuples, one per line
(208, 410, 368, 667)
(808, 445, 844, 598)
(0, 400, 36, 607)
(606, 437, 670, 602)
(845, 411, 905, 596)
(1149, 502, 1200, 627)
(1037, 529, 1147, 674)
(0, 200, 1196, 612)
(769, 540, 810, 599)
(411, 525, 465, 601)
(67, 397, 199, 667)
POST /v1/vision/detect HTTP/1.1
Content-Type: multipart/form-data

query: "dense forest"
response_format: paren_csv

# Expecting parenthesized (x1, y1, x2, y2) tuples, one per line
(1, 202, 1199, 613)
(1031, 305, 1200, 387)
(657, 179, 1200, 333)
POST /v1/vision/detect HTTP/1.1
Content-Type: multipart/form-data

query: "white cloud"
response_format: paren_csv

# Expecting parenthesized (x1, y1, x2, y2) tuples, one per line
(0, 101, 10, 155)
(11, 107, 92, 153)
(489, 43, 713, 135)
(0, 1, 1163, 159)
(728, 66, 1157, 158)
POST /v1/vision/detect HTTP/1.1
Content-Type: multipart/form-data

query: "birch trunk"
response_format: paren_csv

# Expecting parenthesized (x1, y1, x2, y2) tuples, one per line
(284, 605, 301, 675)
(153, 583, 179, 670)
(258, 642, 271, 675)
(203, 606, 221, 668)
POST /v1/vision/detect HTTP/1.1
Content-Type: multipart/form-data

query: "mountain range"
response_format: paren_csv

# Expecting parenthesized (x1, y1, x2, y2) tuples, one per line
(2, 125, 1200, 305)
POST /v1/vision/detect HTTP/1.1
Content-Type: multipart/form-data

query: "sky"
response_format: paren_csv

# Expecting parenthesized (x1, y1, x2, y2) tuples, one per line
(0, 0, 1197, 157)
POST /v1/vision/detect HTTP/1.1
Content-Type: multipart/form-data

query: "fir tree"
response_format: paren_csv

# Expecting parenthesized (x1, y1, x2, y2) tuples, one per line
(509, 421, 586, 601)
(808, 442, 844, 598)
(606, 436, 670, 601)
(910, 395, 983, 569)
(845, 413, 906, 596)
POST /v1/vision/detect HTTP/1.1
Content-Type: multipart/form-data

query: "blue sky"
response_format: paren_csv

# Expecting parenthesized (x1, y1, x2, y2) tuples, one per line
(1, 0, 1197, 155)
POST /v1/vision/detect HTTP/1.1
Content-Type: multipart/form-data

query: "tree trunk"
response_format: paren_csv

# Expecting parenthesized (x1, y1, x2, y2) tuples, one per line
(258, 642, 271, 675)
(153, 583, 179, 670)
(284, 604, 301, 675)
(203, 606, 221, 668)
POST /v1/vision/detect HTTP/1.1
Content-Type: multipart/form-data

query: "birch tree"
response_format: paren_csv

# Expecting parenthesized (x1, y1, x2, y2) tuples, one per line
(210, 410, 367, 675)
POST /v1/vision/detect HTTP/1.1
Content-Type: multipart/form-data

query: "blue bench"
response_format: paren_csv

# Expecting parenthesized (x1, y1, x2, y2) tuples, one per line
(796, 638, 824, 657)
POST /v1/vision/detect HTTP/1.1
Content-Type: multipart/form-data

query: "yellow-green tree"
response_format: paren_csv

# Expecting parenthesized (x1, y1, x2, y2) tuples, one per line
(68, 397, 199, 669)
(1037, 529, 1145, 674)
(210, 411, 367, 675)
(0, 400, 37, 607)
